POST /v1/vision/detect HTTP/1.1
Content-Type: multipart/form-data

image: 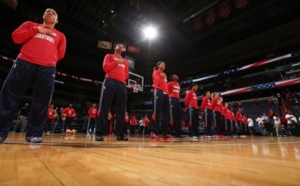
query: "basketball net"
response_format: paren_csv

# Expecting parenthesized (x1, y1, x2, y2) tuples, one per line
(131, 84, 139, 93)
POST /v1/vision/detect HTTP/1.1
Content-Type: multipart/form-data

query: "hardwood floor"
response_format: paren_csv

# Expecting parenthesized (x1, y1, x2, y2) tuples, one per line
(0, 133, 299, 185)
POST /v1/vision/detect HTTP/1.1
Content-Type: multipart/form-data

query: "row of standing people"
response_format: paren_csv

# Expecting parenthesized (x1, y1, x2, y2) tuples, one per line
(150, 61, 255, 140)
(0, 8, 253, 143)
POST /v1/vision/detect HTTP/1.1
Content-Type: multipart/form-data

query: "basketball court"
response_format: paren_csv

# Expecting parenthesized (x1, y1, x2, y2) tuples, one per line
(0, 134, 299, 185)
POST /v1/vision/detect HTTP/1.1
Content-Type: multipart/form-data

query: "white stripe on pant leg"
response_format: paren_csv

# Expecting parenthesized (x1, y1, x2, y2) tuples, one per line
(189, 106, 192, 127)
(87, 117, 90, 134)
(152, 89, 158, 119)
(98, 78, 107, 113)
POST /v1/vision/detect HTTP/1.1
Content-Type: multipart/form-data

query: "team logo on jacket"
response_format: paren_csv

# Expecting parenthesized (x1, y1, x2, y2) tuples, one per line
(35, 33, 55, 43)
(49, 32, 57, 37)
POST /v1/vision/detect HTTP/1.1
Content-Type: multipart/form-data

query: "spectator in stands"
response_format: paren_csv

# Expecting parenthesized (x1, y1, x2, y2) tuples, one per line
(63, 104, 76, 132)
(273, 96, 278, 104)
(129, 113, 137, 135)
(46, 104, 56, 134)
(261, 113, 269, 126)
(137, 117, 143, 134)
(269, 109, 275, 123)
(59, 107, 66, 134)
(285, 111, 298, 125)
(13, 103, 30, 133)
(247, 116, 254, 136)
(281, 114, 288, 131)
(125, 112, 129, 134)
(285, 111, 300, 136)
(273, 113, 282, 137)
(256, 115, 263, 127)
(143, 114, 150, 135)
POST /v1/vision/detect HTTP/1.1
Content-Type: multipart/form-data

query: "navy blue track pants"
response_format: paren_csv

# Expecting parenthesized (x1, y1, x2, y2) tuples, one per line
(0, 58, 55, 139)
(170, 97, 182, 136)
(187, 106, 199, 136)
(151, 89, 170, 136)
(96, 78, 127, 137)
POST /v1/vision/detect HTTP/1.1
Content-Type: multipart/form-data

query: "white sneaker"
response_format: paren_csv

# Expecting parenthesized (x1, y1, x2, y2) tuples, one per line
(191, 136, 198, 139)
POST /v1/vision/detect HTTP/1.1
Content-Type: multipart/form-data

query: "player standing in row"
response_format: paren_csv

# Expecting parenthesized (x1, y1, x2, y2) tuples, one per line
(96, 44, 129, 141)
(87, 103, 98, 135)
(201, 91, 213, 137)
(168, 74, 183, 138)
(151, 61, 171, 141)
(211, 93, 222, 137)
(0, 8, 66, 143)
(236, 107, 243, 136)
(184, 83, 199, 139)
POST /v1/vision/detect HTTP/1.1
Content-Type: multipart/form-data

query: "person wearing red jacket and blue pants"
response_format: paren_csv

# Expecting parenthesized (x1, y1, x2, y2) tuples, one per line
(201, 91, 213, 137)
(184, 83, 199, 139)
(0, 8, 66, 143)
(236, 107, 243, 136)
(96, 44, 129, 141)
(167, 74, 183, 138)
(151, 61, 171, 141)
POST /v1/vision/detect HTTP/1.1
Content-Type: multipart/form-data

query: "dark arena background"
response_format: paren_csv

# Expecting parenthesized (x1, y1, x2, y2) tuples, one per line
(1, 0, 300, 185)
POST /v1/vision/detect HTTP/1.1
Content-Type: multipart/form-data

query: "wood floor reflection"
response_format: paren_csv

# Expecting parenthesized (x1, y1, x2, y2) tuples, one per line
(0, 133, 300, 186)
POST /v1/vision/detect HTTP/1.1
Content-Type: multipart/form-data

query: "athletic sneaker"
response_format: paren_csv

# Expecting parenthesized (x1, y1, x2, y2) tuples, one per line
(150, 132, 160, 141)
(95, 135, 104, 141)
(26, 136, 43, 143)
(191, 136, 198, 140)
(116, 136, 129, 141)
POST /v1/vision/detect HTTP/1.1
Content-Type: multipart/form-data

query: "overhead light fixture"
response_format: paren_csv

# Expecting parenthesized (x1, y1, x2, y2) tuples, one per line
(143, 26, 158, 40)
(111, 10, 114, 13)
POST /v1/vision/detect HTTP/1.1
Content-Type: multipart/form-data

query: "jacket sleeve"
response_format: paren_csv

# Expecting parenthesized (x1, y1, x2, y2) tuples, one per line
(184, 91, 191, 107)
(103, 54, 118, 72)
(167, 82, 173, 95)
(125, 59, 129, 79)
(201, 97, 207, 111)
(211, 98, 217, 110)
(152, 70, 160, 88)
(57, 33, 67, 61)
(12, 21, 39, 44)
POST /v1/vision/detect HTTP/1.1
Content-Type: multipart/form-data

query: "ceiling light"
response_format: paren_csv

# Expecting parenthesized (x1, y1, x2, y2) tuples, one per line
(143, 26, 158, 40)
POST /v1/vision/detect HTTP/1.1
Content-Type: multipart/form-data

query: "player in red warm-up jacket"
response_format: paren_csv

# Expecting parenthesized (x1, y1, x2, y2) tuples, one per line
(168, 74, 183, 138)
(96, 44, 129, 142)
(236, 107, 243, 136)
(201, 91, 213, 137)
(0, 8, 66, 143)
(184, 83, 199, 139)
(150, 61, 171, 141)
